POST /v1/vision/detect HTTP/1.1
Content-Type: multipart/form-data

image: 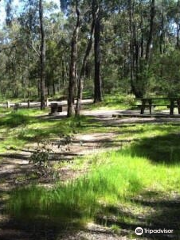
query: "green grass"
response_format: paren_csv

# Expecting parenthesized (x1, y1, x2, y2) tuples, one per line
(84, 94, 135, 110)
(0, 109, 104, 151)
(7, 148, 180, 229)
(114, 123, 180, 164)
(0, 94, 142, 151)
(2, 104, 180, 237)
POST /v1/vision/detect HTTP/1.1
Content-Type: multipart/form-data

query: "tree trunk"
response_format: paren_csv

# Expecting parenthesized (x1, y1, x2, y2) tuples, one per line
(176, 0, 180, 49)
(61, 58, 65, 86)
(176, 24, 180, 49)
(93, 0, 102, 103)
(128, 0, 135, 95)
(67, 0, 80, 117)
(76, 15, 95, 115)
(128, 0, 144, 98)
(39, 0, 46, 110)
(146, 0, 155, 61)
(159, 12, 164, 54)
(53, 79, 56, 95)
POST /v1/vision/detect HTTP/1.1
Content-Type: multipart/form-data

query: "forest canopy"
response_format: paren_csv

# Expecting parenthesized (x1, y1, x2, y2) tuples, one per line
(0, 0, 180, 113)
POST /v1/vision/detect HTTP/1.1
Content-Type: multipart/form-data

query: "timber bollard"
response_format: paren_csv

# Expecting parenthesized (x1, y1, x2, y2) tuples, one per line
(6, 101, 10, 108)
(27, 100, 30, 108)
(46, 98, 49, 107)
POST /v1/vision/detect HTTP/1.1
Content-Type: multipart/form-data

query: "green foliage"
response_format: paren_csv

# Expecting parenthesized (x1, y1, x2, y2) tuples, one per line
(0, 112, 33, 128)
(1, 0, 180, 100)
(151, 50, 180, 96)
(30, 141, 52, 168)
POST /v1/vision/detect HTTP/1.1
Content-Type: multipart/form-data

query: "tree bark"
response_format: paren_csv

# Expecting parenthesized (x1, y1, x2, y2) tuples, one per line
(146, 0, 155, 61)
(75, 15, 95, 115)
(128, 0, 144, 98)
(176, 23, 180, 49)
(39, 0, 46, 110)
(93, 0, 102, 103)
(159, 12, 164, 54)
(61, 58, 65, 86)
(128, 0, 135, 96)
(176, 0, 180, 49)
(67, 0, 80, 117)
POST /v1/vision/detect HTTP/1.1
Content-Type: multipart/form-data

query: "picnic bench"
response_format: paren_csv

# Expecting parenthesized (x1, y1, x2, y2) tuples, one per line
(137, 98, 180, 115)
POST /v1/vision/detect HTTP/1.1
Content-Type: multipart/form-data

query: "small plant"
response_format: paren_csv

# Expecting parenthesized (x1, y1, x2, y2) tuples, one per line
(29, 141, 53, 176)
(111, 224, 121, 234)
(29, 134, 74, 177)
(57, 133, 74, 152)
(124, 94, 135, 106)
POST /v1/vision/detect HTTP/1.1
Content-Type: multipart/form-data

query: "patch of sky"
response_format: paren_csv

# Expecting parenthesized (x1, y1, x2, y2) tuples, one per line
(0, 0, 60, 28)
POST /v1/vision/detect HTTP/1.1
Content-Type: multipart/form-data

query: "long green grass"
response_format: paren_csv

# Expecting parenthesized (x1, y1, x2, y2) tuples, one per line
(7, 149, 180, 227)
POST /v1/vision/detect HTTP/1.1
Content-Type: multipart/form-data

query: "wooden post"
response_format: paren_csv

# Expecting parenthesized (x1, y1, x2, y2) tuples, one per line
(140, 99, 146, 114)
(27, 100, 30, 108)
(177, 99, 180, 114)
(7, 101, 10, 108)
(170, 99, 174, 115)
(46, 98, 49, 107)
(148, 99, 152, 114)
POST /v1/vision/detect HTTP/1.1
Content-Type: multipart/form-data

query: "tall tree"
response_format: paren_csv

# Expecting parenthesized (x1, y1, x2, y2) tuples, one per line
(39, 0, 46, 109)
(93, 0, 102, 103)
(67, 0, 80, 117)
(146, 0, 155, 61)
(76, 11, 95, 115)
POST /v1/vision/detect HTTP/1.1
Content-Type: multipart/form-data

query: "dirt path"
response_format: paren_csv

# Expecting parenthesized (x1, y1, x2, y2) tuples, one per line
(0, 110, 129, 240)
(0, 110, 180, 240)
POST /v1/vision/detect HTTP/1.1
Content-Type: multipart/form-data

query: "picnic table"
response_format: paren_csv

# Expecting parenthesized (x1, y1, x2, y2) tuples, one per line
(137, 98, 180, 115)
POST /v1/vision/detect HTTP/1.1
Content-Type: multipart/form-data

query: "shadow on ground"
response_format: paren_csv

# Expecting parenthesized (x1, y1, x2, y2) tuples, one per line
(0, 217, 78, 240)
(0, 157, 76, 240)
(130, 133, 180, 164)
(96, 190, 180, 240)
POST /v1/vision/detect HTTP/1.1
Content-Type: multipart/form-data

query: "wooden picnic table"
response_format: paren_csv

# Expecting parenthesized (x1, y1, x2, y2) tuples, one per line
(137, 97, 180, 115)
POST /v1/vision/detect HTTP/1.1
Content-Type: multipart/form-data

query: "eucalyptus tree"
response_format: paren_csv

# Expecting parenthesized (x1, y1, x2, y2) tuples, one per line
(75, 2, 96, 115)
(68, 0, 81, 116)
(60, 0, 103, 116)
(1, 0, 180, 102)
(93, 0, 102, 102)
(39, 0, 46, 109)
(46, 10, 68, 95)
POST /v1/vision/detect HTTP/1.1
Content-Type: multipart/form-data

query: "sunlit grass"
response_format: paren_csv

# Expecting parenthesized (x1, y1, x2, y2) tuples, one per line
(0, 108, 118, 151)
(7, 149, 180, 227)
(0, 109, 96, 151)
(115, 122, 180, 141)
(84, 94, 135, 110)
(2, 105, 180, 234)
